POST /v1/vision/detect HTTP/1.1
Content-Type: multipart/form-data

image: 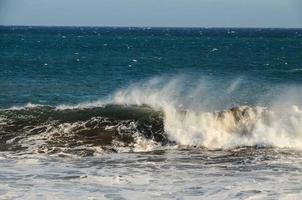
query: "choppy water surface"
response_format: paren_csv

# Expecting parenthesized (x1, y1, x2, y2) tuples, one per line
(1, 27, 302, 199)
(1, 148, 302, 199)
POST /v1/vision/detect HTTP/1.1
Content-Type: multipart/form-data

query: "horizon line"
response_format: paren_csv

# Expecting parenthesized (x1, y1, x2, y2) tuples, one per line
(1, 24, 302, 30)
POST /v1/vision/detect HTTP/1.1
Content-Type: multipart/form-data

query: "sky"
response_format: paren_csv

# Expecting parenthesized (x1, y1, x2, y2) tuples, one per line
(0, 0, 302, 28)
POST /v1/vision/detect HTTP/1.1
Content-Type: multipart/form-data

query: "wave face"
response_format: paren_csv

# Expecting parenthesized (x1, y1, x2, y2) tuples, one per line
(0, 104, 167, 156)
(2, 78, 302, 156)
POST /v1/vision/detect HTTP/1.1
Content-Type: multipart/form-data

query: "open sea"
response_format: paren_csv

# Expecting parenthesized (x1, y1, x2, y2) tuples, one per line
(1, 26, 302, 199)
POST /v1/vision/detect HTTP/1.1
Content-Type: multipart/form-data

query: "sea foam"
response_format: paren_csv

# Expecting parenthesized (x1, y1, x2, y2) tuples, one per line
(110, 77, 302, 150)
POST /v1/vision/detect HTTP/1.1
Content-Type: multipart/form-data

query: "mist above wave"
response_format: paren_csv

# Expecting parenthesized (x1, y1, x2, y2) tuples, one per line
(111, 77, 302, 150)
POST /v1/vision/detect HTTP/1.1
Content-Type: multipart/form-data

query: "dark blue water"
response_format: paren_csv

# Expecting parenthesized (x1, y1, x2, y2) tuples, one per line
(1, 26, 302, 108)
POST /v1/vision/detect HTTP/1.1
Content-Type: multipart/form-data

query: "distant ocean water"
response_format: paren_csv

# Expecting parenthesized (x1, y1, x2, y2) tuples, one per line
(1, 26, 302, 199)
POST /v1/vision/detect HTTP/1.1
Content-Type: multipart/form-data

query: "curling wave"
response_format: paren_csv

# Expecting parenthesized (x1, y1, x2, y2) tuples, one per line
(1, 78, 302, 156)
(0, 104, 167, 156)
(1, 103, 302, 156)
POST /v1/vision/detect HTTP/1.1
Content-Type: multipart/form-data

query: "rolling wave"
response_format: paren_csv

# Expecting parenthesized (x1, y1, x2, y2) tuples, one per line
(1, 78, 302, 156)
(0, 104, 167, 156)
(1, 103, 302, 157)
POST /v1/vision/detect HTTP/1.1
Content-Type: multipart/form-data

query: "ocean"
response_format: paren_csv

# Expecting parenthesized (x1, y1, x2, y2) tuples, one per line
(1, 26, 302, 199)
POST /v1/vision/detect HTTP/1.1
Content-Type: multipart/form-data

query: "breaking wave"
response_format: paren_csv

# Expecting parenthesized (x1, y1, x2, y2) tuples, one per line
(1, 77, 302, 156)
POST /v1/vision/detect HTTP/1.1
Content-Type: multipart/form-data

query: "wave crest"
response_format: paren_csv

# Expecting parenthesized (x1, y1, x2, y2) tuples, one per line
(164, 105, 302, 149)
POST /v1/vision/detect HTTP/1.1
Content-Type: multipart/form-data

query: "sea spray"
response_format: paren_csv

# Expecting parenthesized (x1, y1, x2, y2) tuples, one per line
(111, 77, 302, 150)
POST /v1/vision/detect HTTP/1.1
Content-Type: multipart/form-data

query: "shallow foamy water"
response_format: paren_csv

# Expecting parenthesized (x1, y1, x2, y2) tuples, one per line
(1, 148, 301, 200)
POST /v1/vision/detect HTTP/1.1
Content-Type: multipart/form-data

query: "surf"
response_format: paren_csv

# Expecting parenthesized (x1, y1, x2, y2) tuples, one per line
(1, 77, 302, 157)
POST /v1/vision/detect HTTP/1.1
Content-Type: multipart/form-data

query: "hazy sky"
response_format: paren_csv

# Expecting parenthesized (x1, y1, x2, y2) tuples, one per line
(1, 0, 302, 28)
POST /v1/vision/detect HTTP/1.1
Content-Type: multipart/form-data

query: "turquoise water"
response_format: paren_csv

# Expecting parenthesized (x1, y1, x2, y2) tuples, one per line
(1, 27, 302, 199)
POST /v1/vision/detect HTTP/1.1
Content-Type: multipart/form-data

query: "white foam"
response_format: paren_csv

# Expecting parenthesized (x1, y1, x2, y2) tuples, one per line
(55, 100, 106, 110)
(210, 48, 219, 52)
(2, 102, 43, 111)
(132, 133, 160, 152)
(164, 105, 302, 149)
(109, 77, 302, 150)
